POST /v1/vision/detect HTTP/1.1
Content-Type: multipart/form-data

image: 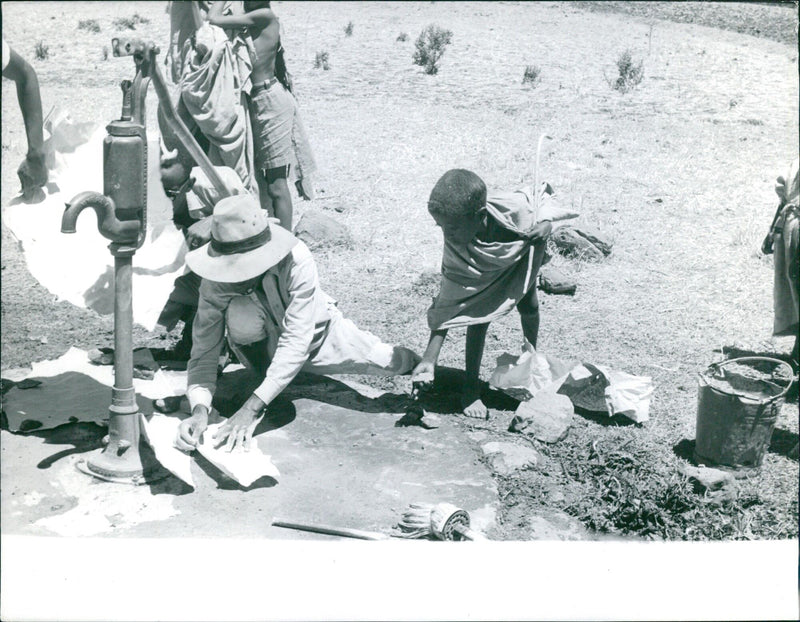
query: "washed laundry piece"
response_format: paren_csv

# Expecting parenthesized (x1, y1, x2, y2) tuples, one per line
(1, 348, 181, 432)
(489, 342, 578, 401)
(139, 413, 195, 487)
(138, 414, 279, 488)
(558, 363, 653, 423)
(196, 422, 281, 487)
(3, 128, 187, 331)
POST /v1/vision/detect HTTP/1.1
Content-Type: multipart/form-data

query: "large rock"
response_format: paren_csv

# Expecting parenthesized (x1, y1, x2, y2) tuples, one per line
(293, 210, 352, 249)
(510, 389, 574, 443)
(551, 228, 604, 261)
(481, 441, 540, 475)
(551, 226, 608, 261)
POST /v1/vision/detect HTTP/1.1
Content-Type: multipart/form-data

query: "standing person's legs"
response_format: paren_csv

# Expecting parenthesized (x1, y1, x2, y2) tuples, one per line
(248, 83, 295, 229)
(264, 165, 293, 231)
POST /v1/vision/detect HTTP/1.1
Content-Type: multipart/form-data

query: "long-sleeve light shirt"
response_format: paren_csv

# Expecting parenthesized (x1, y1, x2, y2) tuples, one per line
(186, 240, 333, 410)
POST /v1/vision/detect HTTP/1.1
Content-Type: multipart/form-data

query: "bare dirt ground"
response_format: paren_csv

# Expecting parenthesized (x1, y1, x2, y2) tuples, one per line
(2, 1, 798, 541)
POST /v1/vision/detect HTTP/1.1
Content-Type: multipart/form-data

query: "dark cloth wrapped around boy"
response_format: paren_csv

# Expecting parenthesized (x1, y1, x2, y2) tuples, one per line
(428, 185, 567, 330)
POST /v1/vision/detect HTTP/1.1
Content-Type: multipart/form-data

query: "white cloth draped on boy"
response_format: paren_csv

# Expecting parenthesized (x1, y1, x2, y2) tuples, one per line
(162, 4, 257, 194)
(427, 184, 578, 330)
(165, 1, 316, 195)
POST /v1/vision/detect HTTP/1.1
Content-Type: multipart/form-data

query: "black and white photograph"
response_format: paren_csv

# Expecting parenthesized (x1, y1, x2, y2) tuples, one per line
(1, 1, 798, 620)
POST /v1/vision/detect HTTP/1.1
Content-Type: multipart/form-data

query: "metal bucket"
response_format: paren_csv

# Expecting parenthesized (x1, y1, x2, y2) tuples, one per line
(695, 357, 793, 470)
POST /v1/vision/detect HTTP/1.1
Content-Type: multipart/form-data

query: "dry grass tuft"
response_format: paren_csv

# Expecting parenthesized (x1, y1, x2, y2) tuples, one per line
(314, 51, 331, 71)
(522, 64, 541, 87)
(34, 41, 50, 61)
(610, 49, 644, 93)
(112, 13, 150, 31)
(77, 19, 101, 33)
(413, 24, 453, 75)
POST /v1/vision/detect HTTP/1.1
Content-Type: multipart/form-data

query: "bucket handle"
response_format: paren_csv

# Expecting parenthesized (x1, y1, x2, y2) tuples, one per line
(705, 356, 794, 401)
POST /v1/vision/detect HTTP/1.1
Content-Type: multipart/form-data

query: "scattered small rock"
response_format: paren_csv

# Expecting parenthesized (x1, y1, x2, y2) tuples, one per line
(293, 210, 352, 249)
(88, 348, 114, 365)
(538, 266, 577, 295)
(481, 441, 540, 475)
(510, 389, 573, 443)
(678, 463, 738, 496)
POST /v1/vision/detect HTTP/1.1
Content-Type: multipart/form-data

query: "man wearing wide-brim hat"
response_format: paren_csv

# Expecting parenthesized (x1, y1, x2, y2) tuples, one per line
(176, 194, 420, 452)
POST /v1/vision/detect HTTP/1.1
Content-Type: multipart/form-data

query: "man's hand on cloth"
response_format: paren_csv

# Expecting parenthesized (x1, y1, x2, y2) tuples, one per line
(175, 404, 209, 451)
(212, 397, 266, 452)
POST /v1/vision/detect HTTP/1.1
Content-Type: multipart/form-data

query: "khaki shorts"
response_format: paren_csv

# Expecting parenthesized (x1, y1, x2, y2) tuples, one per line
(248, 82, 296, 171)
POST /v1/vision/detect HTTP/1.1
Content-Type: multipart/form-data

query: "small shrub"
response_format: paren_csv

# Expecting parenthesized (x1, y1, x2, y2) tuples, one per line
(522, 64, 541, 86)
(344, 21, 354, 36)
(314, 51, 331, 71)
(78, 19, 101, 33)
(396, 32, 408, 42)
(113, 13, 149, 31)
(611, 49, 644, 93)
(413, 24, 453, 75)
(34, 41, 49, 60)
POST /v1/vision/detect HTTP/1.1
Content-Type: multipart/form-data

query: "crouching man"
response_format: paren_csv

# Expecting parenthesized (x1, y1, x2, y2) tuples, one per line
(176, 194, 420, 452)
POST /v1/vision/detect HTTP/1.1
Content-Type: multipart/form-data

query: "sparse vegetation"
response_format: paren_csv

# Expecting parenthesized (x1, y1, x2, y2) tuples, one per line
(412, 24, 453, 75)
(610, 49, 644, 93)
(344, 21, 354, 36)
(112, 13, 150, 30)
(314, 50, 331, 71)
(34, 41, 50, 60)
(397, 32, 409, 42)
(522, 64, 541, 86)
(77, 19, 101, 33)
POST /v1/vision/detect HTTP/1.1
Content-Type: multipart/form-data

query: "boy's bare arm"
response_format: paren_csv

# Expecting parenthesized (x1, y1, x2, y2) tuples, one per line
(411, 329, 448, 383)
(3, 46, 47, 196)
(207, 2, 274, 28)
(3, 48, 44, 161)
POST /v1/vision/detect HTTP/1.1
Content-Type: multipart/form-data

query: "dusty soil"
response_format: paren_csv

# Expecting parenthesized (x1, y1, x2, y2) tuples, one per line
(2, 1, 798, 541)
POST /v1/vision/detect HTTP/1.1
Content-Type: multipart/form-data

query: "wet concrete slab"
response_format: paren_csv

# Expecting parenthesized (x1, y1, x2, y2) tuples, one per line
(1, 372, 498, 540)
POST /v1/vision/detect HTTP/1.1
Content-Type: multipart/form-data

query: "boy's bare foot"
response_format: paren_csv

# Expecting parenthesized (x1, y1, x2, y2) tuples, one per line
(462, 398, 488, 419)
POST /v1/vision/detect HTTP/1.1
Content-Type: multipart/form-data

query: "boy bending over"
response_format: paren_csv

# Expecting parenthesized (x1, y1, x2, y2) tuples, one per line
(411, 169, 558, 419)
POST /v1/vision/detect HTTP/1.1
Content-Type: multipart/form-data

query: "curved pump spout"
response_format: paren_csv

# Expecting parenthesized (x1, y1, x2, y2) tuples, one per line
(62, 191, 140, 243)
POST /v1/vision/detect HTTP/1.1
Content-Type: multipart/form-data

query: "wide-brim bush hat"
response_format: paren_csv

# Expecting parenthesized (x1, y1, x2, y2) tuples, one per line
(186, 194, 298, 282)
